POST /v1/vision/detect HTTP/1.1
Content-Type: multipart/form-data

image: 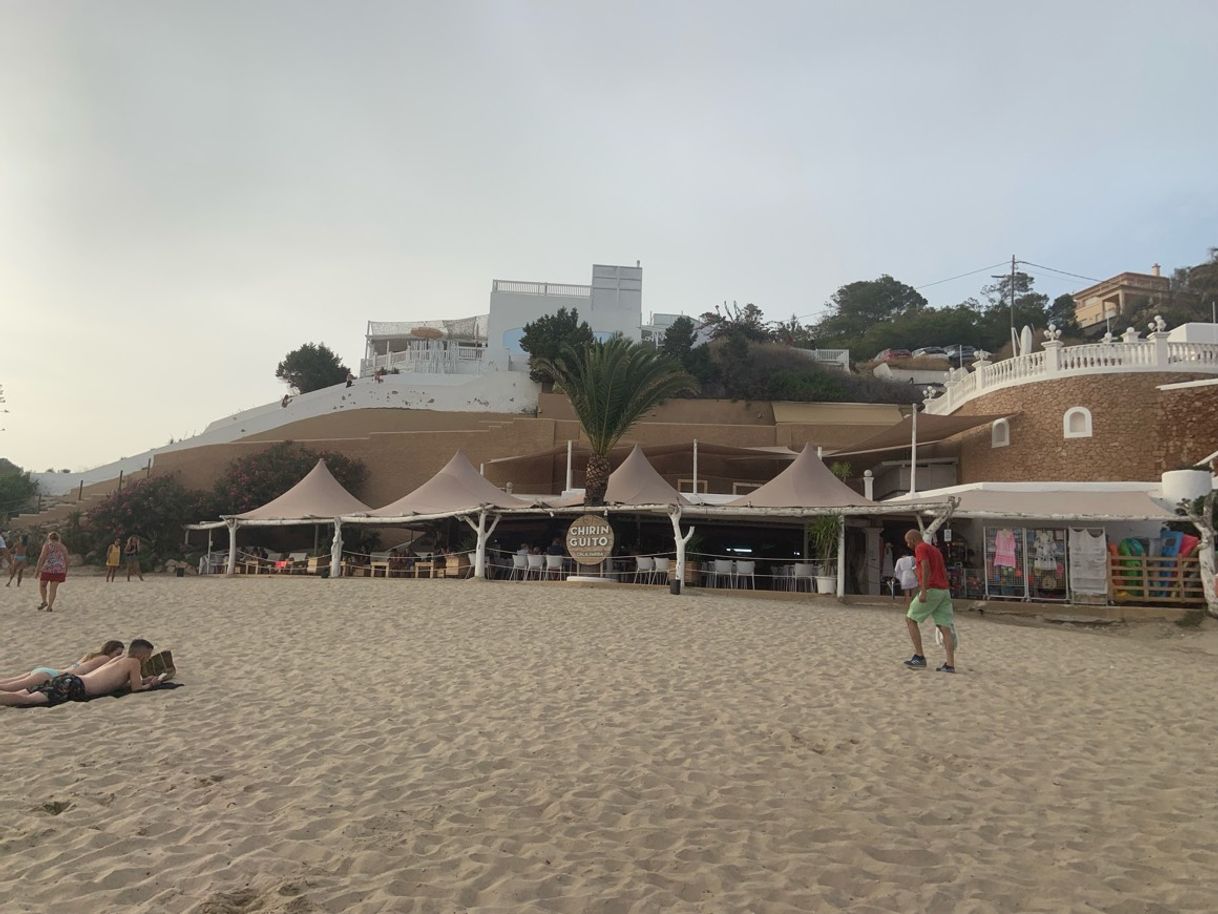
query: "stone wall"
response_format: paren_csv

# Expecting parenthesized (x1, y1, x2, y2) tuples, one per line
(953, 373, 1210, 482)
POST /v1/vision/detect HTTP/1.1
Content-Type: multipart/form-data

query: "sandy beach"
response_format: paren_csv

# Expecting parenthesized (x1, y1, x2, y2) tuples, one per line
(1, 577, 1216, 914)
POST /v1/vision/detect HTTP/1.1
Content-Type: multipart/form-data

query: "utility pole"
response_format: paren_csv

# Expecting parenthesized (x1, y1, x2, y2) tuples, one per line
(1010, 254, 1017, 340)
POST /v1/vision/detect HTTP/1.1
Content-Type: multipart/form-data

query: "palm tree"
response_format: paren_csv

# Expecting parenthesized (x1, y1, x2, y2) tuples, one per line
(534, 338, 697, 505)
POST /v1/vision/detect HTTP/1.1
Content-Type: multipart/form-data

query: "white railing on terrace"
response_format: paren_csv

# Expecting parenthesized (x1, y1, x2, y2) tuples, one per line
(492, 280, 592, 297)
(360, 341, 486, 377)
(925, 333, 1218, 415)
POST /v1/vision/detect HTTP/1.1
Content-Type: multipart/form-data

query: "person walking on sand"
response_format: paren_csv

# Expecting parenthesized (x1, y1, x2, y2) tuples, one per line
(34, 531, 69, 611)
(105, 536, 123, 582)
(125, 535, 144, 582)
(6, 533, 30, 587)
(0, 639, 166, 708)
(893, 546, 918, 609)
(901, 529, 957, 673)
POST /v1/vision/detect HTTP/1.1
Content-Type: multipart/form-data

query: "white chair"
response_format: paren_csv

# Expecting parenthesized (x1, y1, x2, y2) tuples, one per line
(711, 559, 734, 588)
(793, 562, 816, 592)
(734, 560, 756, 589)
(653, 557, 670, 585)
(633, 556, 654, 583)
(510, 553, 527, 581)
(526, 553, 545, 580)
(545, 554, 564, 580)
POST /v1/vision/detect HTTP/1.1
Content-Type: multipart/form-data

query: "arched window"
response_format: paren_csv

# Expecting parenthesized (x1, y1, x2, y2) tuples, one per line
(991, 418, 1010, 449)
(1063, 407, 1093, 439)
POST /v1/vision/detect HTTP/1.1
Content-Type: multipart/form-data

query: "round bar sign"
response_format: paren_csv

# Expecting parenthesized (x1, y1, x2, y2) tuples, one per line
(566, 515, 615, 564)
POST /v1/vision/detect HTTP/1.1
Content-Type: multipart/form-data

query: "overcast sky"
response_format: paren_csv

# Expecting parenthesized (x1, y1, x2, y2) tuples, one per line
(2, 1, 1215, 471)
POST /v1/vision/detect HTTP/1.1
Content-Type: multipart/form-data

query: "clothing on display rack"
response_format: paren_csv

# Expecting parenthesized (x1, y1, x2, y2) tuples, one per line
(993, 528, 1018, 569)
(881, 542, 895, 579)
(1068, 528, 1108, 596)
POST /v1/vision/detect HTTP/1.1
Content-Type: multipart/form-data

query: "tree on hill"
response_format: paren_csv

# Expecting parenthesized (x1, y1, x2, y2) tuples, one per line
(813, 276, 927, 348)
(0, 459, 39, 521)
(532, 339, 696, 505)
(519, 308, 595, 384)
(210, 441, 368, 516)
(698, 302, 772, 342)
(276, 343, 349, 394)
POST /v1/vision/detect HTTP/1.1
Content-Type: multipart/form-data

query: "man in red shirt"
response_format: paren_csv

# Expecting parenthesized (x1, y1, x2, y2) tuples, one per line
(901, 529, 957, 672)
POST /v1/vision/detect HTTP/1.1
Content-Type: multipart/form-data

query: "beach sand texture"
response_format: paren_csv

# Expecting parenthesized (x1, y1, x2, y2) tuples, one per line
(2, 577, 1216, 914)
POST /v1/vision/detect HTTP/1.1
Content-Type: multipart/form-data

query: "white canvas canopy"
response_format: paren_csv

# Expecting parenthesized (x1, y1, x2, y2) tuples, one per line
(234, 459, 372, 521)
(365, 451, 527, 517)
(208, 459, 373, 576)
(344, 451, 531, 579)
(604, 445, 689, 507)
(727, 443, 870, 508)
(892, 486, 1179, 522)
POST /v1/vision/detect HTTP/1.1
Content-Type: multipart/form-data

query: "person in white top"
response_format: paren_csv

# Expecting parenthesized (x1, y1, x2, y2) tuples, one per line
(893, 549, 918, 608)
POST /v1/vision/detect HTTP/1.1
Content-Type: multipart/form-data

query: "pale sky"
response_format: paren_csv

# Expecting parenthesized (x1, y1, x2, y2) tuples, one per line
(2, 1, 1215, 471)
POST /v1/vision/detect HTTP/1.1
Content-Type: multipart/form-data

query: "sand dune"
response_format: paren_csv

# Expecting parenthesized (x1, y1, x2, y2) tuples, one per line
(2, 577, 1216, 913)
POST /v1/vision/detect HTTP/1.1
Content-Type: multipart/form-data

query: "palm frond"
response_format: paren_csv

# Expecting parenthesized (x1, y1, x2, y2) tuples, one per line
(533, 338, 698, 457)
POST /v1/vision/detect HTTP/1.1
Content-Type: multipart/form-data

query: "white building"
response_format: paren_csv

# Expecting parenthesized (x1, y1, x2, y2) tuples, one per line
(362, 263, 643, 377)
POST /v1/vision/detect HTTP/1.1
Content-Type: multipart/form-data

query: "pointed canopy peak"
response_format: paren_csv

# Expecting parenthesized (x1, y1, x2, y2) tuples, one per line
(603, 444, 689, 506)
(727, 443, 870, 508)
(369, 450, 525, 517)
(236, 459, 372, 520)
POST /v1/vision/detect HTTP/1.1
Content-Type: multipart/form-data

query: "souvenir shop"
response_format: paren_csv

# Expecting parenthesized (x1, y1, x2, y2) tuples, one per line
(879, 516, 1198, 606)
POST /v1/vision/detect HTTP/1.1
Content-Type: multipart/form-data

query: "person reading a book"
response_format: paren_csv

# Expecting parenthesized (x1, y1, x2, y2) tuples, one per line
(0, 640, 125, 692)
(0, 639, 167, 708)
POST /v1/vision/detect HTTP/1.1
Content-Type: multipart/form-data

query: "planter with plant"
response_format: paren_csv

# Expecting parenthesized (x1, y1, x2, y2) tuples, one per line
(807, 514, 842, 594)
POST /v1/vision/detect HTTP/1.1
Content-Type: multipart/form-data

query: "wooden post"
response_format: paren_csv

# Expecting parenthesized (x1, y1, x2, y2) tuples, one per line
(77, 480, 84, 502)
(669, 507, 694, 594)
(117, 470, 124, 493)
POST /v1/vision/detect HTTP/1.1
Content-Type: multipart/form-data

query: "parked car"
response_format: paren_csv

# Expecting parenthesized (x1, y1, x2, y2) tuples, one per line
(874, 348, 912, 363)
(945, 345, 977, 363)
(912, 346, 950, 360)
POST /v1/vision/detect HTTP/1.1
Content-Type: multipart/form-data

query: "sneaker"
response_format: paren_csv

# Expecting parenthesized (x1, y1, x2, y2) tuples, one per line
(936, 663, 956, 673)
(903, 655, 927, 669)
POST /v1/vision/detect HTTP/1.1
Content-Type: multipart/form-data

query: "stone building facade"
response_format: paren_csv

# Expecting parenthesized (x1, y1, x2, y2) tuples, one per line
(951, 373, 1212, 483)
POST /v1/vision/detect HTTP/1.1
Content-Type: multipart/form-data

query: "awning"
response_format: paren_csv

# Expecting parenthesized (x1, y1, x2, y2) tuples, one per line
(728, 443, 872, 508)
(230, 460, 372, 522)
(604, 445, 688, 506)
(829, 413, 1014, 457)
(889, 487, 1178, 521)
(365, 451, 527, 517)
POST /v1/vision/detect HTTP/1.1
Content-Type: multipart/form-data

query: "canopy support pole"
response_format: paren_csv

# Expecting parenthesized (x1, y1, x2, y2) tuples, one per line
(692, 439, 698, 494)
(909, 405, 919, 496)
(329, 520, 343, 579)
(922, 497, 959, 542)
(313, 524, 319, 553)
(669, 507, 694, 594)
(225, 520, 239, 576)
(206, 529, 213, 567)
(836, 518, 847, 598)
(464, 510, 501, 579)
(565, 441, 573, 492)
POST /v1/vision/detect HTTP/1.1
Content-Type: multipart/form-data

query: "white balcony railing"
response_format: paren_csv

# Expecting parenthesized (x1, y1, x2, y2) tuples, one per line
(492, 280, 591, 297)
(925, 332, 1218, 415)
(360, 342, 486, 377)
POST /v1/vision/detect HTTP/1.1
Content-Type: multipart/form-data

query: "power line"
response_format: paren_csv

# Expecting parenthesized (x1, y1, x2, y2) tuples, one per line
(1017, 261, 1101, 284)
(914, 261, 1011, 291)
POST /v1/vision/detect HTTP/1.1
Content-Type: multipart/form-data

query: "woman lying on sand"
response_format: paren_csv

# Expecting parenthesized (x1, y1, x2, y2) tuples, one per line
(0, 640, 125, 692)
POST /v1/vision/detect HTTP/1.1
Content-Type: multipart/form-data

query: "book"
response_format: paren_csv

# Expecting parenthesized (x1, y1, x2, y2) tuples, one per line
(141, 650, 175, 681)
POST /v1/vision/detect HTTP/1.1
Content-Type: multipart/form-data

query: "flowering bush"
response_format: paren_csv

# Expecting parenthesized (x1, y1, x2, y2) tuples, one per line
(84, 475, 208, 567)
(210, 441, 367, 515)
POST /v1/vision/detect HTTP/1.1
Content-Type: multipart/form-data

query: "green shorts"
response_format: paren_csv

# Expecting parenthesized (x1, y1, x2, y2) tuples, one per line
(907, 588, 954, 627)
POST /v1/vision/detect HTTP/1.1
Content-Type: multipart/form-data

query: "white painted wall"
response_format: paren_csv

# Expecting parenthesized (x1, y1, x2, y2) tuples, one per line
(33, 371, 541, 496)
(485, 264, 643, 367)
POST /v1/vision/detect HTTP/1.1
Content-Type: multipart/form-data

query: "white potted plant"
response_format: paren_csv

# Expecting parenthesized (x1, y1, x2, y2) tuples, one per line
(808, 515, 841, 594)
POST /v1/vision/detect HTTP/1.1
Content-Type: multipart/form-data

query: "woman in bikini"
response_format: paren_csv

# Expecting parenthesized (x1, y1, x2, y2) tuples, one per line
(34, 531, 70, 611)
(0, 640, 125, 692)
(6, 533, 30, 587)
